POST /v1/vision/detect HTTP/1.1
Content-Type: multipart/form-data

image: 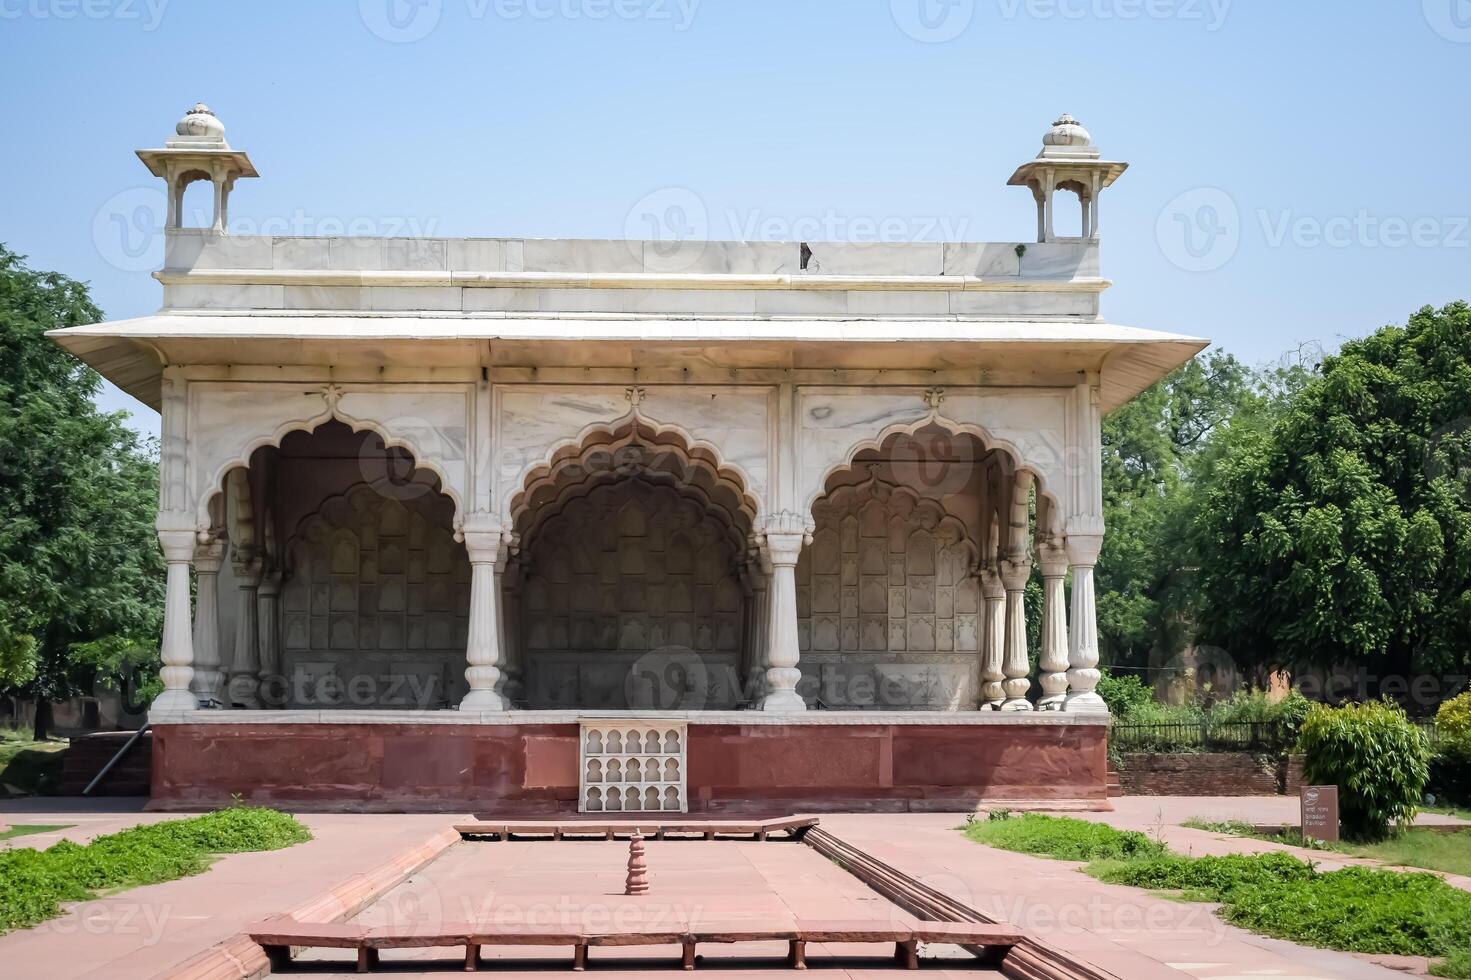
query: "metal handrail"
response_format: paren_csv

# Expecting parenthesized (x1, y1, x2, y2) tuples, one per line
(82, 723, 151, 796)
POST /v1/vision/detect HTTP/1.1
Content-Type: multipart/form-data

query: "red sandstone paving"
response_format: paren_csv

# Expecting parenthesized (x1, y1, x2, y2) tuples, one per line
(0, 805, 457, 980)
(307, 840, 962, 973)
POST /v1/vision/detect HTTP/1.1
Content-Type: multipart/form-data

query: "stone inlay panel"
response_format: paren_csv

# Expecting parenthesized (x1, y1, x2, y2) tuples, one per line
(281, 483, 470, 707)
(579, 720, 687, 812)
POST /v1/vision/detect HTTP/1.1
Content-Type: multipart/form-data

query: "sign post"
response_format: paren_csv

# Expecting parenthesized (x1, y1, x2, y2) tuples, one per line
(1300, 785, 1340, 842)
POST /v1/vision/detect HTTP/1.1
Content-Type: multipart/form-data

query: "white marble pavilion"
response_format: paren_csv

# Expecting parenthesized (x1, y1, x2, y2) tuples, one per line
(47, 106, 1206, 810)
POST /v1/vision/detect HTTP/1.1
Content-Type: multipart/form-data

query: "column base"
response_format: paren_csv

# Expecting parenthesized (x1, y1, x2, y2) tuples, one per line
(1034, 695, 1067, 711)
(760, 690, 808, 712)
(152, 688, 199, 712)
(460, 690, 510, 711)
(1000, 699, 1034, 712)
(1064, 692, 1108, 713)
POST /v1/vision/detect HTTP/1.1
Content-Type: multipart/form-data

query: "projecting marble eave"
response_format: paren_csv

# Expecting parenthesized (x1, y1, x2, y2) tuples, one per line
(48, 312, 1207, 413)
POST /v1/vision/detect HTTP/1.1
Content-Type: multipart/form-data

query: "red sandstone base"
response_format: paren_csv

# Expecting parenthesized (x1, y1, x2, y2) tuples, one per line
(148, 721, 1108, 812)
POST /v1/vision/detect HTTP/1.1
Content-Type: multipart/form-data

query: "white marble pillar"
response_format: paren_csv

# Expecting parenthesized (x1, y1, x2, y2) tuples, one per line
(256, 568, 282, 708)
(461, 520, 509, 711)
(1065, 534, 1107, 712)
(153, 527, 198, 712)
(978, 568, 1005, 710)
(761, 526, 807, 712)
(1036, 543, 1071, 710)
(228, 551, 263, 709)
(189, 538, 225, 707)
(999, 555, 1034, 711)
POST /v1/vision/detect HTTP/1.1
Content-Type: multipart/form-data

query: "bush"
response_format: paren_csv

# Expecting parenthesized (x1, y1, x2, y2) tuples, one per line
(1097, 671, 1154, 717)
(0, 807, 309, 933)
(1439, 693, 1471, 754)
(963, 813, 1166, 862)
(1430, 747, 1471, 807)
(1299, 701, 1432, 841)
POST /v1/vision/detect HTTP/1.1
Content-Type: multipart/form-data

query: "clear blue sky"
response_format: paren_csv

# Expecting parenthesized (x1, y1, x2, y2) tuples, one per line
(3, 2, 1468, 438)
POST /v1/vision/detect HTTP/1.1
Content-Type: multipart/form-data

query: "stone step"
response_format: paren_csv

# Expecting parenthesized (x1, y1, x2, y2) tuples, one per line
(58, 732, 152, 796)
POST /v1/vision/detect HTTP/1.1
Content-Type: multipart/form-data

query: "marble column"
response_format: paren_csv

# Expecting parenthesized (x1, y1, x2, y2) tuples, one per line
(1065, 534, 1107, 713)
(256, 568, 283, 708)
(978, 568, 1005, 710)
(228, 550, 263, 709)
(1036, 543, 1071, 711)
(153, 527, 198, 712)
(189, 537, 225, 707)
(461, 520, 509, 711)
(761, 527, 807, 712)
(999, 555, 1034, 711)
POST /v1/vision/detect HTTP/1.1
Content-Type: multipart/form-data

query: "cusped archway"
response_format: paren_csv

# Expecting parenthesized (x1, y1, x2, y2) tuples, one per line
(507, 419, 758, 710)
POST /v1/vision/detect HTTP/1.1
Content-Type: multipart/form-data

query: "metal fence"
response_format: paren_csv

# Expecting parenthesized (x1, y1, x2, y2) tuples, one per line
(1110, 717, 1443, 754)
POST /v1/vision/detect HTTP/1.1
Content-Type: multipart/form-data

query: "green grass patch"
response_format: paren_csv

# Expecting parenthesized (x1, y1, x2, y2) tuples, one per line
(962, 813, 1167, 862)
(1183, 815, 1471, 876)
(968, 813, 1471, 968)
(0, 824, 72, 841)
(0, 807, 310, 933)
(1092, 851, 1471, 957)
(1433, 947, 1471, 978)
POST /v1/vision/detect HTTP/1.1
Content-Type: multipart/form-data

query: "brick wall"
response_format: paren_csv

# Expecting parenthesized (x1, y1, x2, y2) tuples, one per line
(1118, 752, 1293, 796)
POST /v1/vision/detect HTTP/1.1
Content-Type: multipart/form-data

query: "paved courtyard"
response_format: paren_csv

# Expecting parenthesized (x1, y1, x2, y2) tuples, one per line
(1, 796, 1464, 979)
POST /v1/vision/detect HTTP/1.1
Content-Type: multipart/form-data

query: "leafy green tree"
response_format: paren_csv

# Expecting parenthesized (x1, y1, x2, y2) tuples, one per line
(0, 245, 163, 737)
(1095, 350, 1261, 669)
(1190, 303, 1471, 687)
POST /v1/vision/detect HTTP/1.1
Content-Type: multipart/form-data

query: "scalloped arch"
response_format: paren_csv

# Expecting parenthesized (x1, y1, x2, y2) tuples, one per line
(806, 415, 1062, 518)
(816, 470, 980, 566)
(508, 413, 761, 533)
(195, 411, 465, 532)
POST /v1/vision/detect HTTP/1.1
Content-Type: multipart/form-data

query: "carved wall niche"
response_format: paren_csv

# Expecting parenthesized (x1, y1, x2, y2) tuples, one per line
(796, 471, 982, 708)
(518, 478, 747, 709)
(280, 482, 470, 708)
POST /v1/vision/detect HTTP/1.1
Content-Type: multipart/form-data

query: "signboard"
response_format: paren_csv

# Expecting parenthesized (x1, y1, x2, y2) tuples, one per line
(1300, 785, 1340, 842)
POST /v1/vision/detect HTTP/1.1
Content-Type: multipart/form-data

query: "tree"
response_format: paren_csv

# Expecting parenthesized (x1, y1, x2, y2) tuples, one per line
(1094, 349, 1261, 670)
(0, 244, 163, 737)
(1190, 303, 1471, 690)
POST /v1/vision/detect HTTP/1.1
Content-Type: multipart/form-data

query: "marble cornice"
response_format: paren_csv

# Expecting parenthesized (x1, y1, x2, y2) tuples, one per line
(154, 268, 1113, 293)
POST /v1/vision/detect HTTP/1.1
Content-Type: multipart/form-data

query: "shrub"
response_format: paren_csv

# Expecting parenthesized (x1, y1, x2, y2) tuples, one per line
(1091, 851, 1316, 898)
(1097, 671, 1154, 717)
(1299, 701, 1432, 841)
(1430, 747, 1471, 807)
(1439, 692, 1471, 754)
(962, 813, 1166, 862)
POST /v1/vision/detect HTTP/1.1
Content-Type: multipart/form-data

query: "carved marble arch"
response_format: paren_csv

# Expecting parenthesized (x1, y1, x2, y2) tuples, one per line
(798, 469, 982, 656)
(194, 409, 466, 534)
(805, 418, 1061, 524)
(508, 416, 760, 543)
(279, 479, 470, 708)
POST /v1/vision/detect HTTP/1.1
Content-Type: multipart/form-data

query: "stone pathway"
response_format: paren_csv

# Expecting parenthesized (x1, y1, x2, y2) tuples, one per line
(0, 802, 455, 979)
(820, 812, 1416, 980)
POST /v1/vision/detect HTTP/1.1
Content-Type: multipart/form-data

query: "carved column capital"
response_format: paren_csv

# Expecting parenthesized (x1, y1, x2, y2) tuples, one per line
(461, 512, 509, 564)
(1000, 556, 1033, 592)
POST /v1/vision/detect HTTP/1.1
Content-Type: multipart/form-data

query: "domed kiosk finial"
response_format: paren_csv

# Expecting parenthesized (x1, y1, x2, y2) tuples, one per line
(174, 103, 226, 142)
(137, 101, 257, 235)
(1007, 113, 1127, 243)
(1042, 113, 1093, 151)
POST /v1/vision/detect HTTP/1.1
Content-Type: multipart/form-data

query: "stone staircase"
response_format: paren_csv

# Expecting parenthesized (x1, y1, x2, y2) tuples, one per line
(59, 731, 152, 796)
